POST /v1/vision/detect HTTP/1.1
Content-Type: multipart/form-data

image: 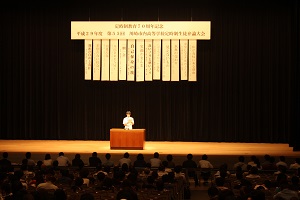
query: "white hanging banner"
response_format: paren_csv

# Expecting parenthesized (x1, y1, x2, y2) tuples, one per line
(110, 39, 118, 81)
(180, 39, 188, 80)
(188, 39, 197, 81)
(171, 39, 179, 81)
(145, 39, 153, 81)
(84, 39, 92, 80)
(127, 39, 135, 81)
(153, 39, 161, 80)
(162, 39, 171, 81)
(101, 39, 110, 81)
(92, 39, 101, 81)
(119, 39, 127, 80)
(136, 39, 145, 82)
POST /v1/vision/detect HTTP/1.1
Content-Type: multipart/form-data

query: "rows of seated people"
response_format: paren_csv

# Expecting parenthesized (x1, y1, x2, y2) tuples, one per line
(1, 151, 300, 199)
(0, 151, 189, 200)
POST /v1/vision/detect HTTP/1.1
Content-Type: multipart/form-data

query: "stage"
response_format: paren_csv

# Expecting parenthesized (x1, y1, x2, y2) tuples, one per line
(1, 140, 300, 170)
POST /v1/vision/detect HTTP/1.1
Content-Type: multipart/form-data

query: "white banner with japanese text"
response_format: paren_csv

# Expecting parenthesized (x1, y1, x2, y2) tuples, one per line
(118, 39, 127, 80)
(92, 39, 101, 81)
(162, 39, 171, 81)
(152, 39, 161, 80)
(101, 39, 110, 81)
(136, 39, 145, 82)
(145, 39, 153, 81)
(110, 39, 118, 81)
(127, 39, 135, 81)
(171, 39, 179, 81)
(188, 39, 197, 81)
(180, 39, 188, 80)
(84, 39, 92, 80)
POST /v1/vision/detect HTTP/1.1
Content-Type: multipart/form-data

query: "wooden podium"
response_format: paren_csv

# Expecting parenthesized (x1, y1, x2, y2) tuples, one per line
(110, 128, 145, 150)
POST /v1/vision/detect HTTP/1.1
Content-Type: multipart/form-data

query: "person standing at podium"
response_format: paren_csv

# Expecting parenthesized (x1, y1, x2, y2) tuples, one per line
(123, 111, 134, 130)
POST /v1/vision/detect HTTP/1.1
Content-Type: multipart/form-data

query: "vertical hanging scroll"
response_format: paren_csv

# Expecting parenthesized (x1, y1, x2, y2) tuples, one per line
(110, 39, 118, 81)
(162, 39, 171, 81)
(136, 39, 145, 82)
(84, 39, 92, 80)
(127, 39, 135, 81)
(93, 39, 101, 81)
(171, 39, 179, 81)
(119, 39, 127, 80)
(153, 39, 161, 80)
(180, 39, 188, 80)
(101, 39, 110, 81)
(188, 39, 197, 81)
(145, 39, 153, 81)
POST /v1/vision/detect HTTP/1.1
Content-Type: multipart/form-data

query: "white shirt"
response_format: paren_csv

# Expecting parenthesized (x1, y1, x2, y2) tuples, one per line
(123, 117, 134, 130)
(150, 158, 162, 168)
(57, 156, 71, 166)
(198, 160, 213, 168)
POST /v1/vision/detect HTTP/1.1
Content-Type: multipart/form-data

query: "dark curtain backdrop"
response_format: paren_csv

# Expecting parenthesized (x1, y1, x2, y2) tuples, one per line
(1, 1, 299, 145)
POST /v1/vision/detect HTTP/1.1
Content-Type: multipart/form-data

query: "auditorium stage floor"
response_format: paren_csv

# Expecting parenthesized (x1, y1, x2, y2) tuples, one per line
(1, 140, 300, 156)
(1, 140, 300, 168)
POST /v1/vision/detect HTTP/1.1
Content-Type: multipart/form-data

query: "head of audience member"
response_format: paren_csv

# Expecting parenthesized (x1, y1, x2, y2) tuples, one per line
(174, 165, 183, 173)
(123, 152, 130, 158)
(121, 163, 129, 173)
(75, 154, 81, 159)
(167, 154, 173, 162)
(92, 152, 97, 157)
(45, 154, 51, 160)
(2, 152, 9, 159)
(162, 161, 168, 168)
(202, 154, 208, 160)
(105, 153, 111, 160)
(136, 153, 144, 161)
(187, 153, 193, 160)
(97, 172, 106, 182)
(59, 152, 64, 157)
(154, 152, 159, 158)
(25, 152, 32, 159)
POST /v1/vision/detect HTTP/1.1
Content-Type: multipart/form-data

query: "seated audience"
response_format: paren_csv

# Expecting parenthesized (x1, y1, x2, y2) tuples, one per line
(89, 152, 102, 167)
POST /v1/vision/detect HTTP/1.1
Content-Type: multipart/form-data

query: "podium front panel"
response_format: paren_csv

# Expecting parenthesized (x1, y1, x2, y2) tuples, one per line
(110, 128, 145, 150)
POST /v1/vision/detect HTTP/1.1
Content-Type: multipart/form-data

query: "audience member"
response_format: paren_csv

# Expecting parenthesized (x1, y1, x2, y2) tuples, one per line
(56, 152, 71, 167)
(43, 153, 53, 167)
(36, 173, 58, 191)
(89, 152, 102, 167)
(198, 154, 214, 185)
(72, 153, 85, 169)
(273, 180, 298, 200)
(290, 158, 300, 170)
(0, 152, 12, 173)
(245, 166, 261, 179)
(119, 152, 132, 168)
(24, 152, 36, 167)
(166, 154, 176, 168)
(133, 153, 147, 168)
(182, 153, 199, 186)
(149, 152, 162, 168)
(102, 153, 114, 168)
(233, 155, 247, 171)
(116, 179, 138, 200)
(276, 156, 288, 169)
